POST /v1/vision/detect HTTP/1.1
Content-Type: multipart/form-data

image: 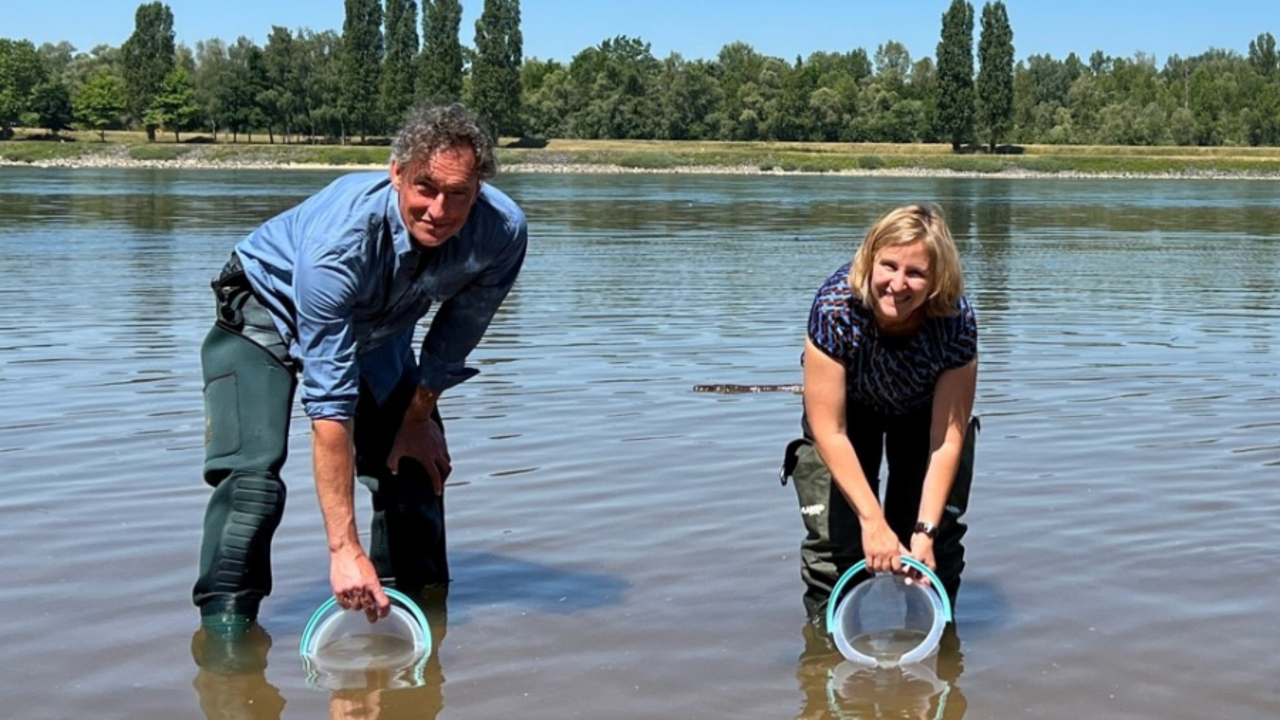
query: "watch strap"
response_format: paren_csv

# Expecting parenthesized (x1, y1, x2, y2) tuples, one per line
(913, 521, 939, 539)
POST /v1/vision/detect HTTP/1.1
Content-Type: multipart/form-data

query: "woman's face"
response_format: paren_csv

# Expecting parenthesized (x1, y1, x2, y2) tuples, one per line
(869, 240, 932, 332)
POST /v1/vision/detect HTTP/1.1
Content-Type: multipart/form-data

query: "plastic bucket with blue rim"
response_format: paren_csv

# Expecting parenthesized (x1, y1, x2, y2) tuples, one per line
(300, 588, 432, 688)
(826, 557, 951, 668)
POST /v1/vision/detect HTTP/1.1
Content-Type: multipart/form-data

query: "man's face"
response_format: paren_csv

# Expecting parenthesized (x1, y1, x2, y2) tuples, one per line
(389, 147, 481, 249)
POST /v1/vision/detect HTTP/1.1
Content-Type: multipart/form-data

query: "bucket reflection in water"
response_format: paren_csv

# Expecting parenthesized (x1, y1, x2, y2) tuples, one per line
(828, 660, 955, 720)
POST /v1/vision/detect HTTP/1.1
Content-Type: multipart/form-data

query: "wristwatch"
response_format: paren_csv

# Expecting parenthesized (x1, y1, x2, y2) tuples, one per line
(913, 521, 938, 539)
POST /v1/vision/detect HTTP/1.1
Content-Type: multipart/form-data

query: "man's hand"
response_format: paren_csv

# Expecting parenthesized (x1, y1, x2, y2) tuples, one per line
(312, 418, 389, 621)
(330, 548, 391, 623)
(387, 415, 451, 495)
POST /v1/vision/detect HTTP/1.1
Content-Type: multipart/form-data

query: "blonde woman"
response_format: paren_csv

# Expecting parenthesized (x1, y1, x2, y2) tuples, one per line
(782, 203, 979, 622)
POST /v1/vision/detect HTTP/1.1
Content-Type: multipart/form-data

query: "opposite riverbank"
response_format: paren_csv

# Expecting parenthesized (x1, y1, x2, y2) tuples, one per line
(5, 133, 1280, 180)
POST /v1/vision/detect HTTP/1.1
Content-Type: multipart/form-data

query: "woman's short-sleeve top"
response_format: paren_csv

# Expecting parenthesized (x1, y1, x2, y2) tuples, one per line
(807, 262, 978, 415)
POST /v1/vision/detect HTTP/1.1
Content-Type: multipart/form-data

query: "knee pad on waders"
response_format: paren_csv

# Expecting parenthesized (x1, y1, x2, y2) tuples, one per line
(194, 473, 287, 617)
(361, 463, 448, 594)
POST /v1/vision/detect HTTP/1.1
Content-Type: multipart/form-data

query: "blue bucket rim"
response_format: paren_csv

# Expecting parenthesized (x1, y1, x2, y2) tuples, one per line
(824, 557, 953, 635)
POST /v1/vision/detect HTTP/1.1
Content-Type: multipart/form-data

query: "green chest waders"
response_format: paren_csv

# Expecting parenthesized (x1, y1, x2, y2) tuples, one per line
(194, 256, 297, 627)
(781, 415, 979, 622)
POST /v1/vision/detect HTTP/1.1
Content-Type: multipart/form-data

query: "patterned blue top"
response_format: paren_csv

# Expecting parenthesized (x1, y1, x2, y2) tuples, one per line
(236, 172, 527, 421)
(807, 263, 978, 415)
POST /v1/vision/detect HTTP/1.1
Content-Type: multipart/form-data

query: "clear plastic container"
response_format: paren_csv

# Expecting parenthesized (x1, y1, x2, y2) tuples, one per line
(826, 558, 951, 667)
(300, 588, 432, 687)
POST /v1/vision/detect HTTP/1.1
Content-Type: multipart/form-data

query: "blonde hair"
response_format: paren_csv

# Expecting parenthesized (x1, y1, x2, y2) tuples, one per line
(849, 203, 965, 317)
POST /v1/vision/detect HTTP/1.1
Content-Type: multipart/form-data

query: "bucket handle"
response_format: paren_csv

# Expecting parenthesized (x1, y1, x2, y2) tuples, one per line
(299, 588, 433, 660)
(824, 557, 953, 634)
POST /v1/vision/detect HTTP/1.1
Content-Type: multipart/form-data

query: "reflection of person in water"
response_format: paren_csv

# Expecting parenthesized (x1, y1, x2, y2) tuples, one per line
(190, 589, 449, 720)
(795, 621, 968, 720)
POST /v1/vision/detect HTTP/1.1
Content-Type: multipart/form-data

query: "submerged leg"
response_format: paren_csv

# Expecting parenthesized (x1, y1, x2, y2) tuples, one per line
(355, 378, 449, 595)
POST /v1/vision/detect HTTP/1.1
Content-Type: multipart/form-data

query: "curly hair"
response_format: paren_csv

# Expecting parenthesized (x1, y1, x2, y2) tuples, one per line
(390, 103, 498, 180)
(849, 203, 966, 318)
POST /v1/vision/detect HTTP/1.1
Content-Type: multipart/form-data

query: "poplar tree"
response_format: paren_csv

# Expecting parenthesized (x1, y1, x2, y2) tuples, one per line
(418, 0, 464, 103)
(341, 0, 384, 141)
(976, 1, 1014, 151)
(381, 0, 419, 128)
(935, 0, 974, 150)
(471, 0, 523, 138)
(120, 1, 175, 141)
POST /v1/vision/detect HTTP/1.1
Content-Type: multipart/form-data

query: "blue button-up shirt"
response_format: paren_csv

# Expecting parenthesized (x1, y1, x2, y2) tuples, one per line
(235, 171, 527, 420)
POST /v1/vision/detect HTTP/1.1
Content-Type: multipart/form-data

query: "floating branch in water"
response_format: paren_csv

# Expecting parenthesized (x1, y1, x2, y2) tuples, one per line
(692, 384, 804, 394)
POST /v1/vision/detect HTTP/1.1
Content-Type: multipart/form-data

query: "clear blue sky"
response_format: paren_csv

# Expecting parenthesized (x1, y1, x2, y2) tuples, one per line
(2, 0, 1275, 66)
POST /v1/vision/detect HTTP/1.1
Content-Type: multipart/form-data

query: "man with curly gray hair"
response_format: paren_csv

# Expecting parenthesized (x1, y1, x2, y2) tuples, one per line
(193, 103, 527, 634)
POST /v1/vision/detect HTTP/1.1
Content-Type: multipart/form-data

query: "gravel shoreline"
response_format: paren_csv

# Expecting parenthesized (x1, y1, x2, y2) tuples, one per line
(4, 149, 1280, 181)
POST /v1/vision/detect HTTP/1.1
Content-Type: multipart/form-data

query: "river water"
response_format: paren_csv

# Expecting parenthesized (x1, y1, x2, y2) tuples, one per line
(1, 167, 1278, 719)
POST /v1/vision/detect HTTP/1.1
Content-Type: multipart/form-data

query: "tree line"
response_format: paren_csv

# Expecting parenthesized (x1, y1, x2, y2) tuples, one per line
(2, 0, 1278, 149)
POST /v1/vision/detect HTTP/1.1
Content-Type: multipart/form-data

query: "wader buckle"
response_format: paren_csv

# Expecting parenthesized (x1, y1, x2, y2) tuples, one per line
(779, 437, 810, 486)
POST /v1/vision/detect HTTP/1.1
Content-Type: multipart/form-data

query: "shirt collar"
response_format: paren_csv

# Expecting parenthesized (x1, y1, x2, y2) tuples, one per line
(386, 186, 417, 258)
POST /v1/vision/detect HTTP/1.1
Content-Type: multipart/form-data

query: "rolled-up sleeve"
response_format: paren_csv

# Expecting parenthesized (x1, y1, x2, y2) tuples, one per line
(418, 215, 528, 392)
(295, 246, 364, 420)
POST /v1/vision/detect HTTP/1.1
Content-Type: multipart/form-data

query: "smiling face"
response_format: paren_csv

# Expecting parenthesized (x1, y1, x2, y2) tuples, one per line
(389, 146, 481, 249)
(869, 240, 932, 334)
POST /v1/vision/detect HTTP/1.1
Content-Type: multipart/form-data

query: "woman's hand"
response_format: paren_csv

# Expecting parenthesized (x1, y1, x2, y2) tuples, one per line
(909, 532, 937, 572)
(861, 517, 909, 574)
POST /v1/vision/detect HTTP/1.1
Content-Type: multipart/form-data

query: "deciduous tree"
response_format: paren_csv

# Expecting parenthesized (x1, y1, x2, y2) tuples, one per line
(73, 69, 127, 140)
(223, 37, 269, 142)
(0, 38, 47, 137)
(148, 66, 200, 141)
(31, 79, 73, 134)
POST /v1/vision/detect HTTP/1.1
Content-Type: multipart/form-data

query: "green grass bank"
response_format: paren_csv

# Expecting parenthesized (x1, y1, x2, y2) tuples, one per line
(5, 130, 1280, 178)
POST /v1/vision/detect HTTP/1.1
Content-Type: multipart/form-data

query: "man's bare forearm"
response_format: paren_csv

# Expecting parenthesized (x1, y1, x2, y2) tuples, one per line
(312, 418, 361, 555)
